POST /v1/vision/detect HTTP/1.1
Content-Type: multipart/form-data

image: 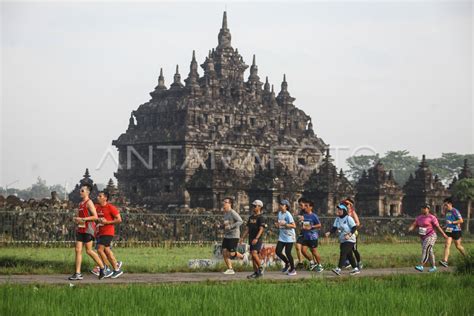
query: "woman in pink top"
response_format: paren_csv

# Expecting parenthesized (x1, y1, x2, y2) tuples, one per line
(408, 204, 448, 272)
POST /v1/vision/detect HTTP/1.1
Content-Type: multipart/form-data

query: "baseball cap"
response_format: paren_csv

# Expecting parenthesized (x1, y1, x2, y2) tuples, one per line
(279, 199, 291, 207)
(252, 200, 263, 207)
(421, 203, 431, 209)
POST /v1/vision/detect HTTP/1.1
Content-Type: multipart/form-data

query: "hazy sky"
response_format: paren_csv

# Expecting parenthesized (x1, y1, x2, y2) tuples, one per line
(1, 1, 472, 190)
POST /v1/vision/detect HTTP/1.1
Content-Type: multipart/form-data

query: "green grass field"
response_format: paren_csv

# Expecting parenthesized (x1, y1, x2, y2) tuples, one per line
(0, 242, 472, 274)
(1, 274, 473, 315)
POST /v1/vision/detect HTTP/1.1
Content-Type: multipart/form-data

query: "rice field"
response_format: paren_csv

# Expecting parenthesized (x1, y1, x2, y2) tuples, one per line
(1, 274, 473, 316)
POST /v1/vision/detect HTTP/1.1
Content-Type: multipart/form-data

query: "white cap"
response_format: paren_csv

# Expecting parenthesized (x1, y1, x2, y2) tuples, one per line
(252, 200, 263, 207)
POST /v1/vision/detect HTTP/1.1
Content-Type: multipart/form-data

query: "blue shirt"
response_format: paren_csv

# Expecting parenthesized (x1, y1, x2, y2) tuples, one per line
(445, 208, 462, 232)
(333, 215, 357, 243)
(278, 211, 296, 243)
(302, 213, 320, 241)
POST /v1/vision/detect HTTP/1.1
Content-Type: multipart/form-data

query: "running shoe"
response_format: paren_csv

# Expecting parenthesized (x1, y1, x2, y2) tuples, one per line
(247, 272, 258, 279)
(90, 266, 100, 276)
(344, 260, 351, 269)
(103, 266, 113, 277)
(281, 265, 290, 274)
(223, 269, 235, 275)
(439, 260, 448, 268)
(99, 268, 106, 280)
(358, 262, 364, 269)
(68, 273, 83, 281)
(296, 262, 305, 270)
(428, 267, 437, 273)
(258, 266, 264, 276)
(315, 264, 324, 273)
(332, 268, 342, 276)
(117, 261, 123, 270)
(414, 265, 424, 272)
(287, 269, 297, 276)
(111, 269, 123, 279)
(309, 263, 317, 271)
(350, 267, 360, 275)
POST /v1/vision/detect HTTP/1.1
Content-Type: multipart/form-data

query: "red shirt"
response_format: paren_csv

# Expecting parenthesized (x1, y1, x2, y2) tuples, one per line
(95, 203, 120, 236)
(77, 199, 96, 235)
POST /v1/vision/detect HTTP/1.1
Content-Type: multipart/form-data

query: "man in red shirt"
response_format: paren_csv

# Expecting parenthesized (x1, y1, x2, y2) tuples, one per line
(95, 190, 123, 278)
(69, 184, 109, 280)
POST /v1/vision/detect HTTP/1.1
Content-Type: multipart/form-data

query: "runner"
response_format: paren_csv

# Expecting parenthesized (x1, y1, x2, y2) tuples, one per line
(241, 200, 267, 279)
(275, 199, 297, 276)
(221, 197, 246, 275)
(300, 200, 323, 272)
(95, 191, 124, 279)
(325, 203, 360, 276)
(343, 198, 362, 269)
(69, 184, 109, 280)
(89, 228, 122, 276)
(439, 197, 467, 267)
(408, 204, 448, 272)
(294, 197, 307, 270)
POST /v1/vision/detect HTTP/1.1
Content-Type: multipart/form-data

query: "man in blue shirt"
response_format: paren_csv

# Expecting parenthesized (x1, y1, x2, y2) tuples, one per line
(300, 200, 323, 272)
(439, 198, 467, 267)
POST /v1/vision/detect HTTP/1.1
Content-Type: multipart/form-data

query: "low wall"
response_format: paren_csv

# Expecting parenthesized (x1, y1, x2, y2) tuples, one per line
(0, 209, 472, 242)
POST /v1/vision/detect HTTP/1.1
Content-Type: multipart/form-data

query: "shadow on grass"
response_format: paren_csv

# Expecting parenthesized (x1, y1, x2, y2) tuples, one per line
(0, 257, 72, 274)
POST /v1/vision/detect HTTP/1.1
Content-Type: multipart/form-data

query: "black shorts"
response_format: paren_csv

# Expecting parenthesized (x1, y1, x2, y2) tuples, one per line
(296, 235, 304, 244)
(222, 238, 239, 252)
(97, 235, 114, 247)
(76, 232, 94, 243)
(302, 239, 318, 249)
(446, 231, 462, 240)
(249, 240, 263, 252)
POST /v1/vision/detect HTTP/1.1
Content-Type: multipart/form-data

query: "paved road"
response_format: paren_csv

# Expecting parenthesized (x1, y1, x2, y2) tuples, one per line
(0, 267, 452, 285)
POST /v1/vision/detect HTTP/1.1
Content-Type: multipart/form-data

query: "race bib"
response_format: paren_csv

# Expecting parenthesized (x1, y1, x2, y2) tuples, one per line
(418, 227, 427, 236)
(78, 222, 86, 229)
(278, 219, 287, 227)
(303, 221, 311, 229)
(445, 227, 453, 233)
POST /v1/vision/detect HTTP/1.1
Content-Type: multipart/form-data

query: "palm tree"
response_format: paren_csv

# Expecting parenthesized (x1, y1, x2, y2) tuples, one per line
(452, 179, 474, 234)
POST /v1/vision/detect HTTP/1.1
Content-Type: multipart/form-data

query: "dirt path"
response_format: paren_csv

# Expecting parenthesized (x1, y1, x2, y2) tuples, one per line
(0, 267, 452, 285)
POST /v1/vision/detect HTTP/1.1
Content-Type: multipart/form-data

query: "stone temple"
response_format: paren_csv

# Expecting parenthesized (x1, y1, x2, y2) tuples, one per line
(112, 12, 341, 212)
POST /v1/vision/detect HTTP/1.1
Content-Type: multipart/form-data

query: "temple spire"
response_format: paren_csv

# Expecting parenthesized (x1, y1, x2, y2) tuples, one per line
(127, 112, 136, 130)
(170, 65, 184, 90)
(264, 76, 270, 92)
(247, 54, 260, 83)
(217, 11, 232, 49)
(276, 73, 295, 106)
(420, 154, 427, 168)
(150, 67, 167, 98)
(185, 50, 201, 94)
(222, 11, 228, 29)
(158, 68, 166, 89)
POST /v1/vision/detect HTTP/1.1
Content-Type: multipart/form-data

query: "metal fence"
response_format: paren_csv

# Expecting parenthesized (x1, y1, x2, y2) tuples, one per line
(0, 210, 472, 243)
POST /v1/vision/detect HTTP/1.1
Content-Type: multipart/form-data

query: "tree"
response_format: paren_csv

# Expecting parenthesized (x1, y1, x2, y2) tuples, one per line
(29, 177, 50, 200)
(452, 178, 474, 234)
(379, 150, 419, 185)
(345, 154, 380, 182)
(49, 184, 67, 200)
(427, 153, 474, 184)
